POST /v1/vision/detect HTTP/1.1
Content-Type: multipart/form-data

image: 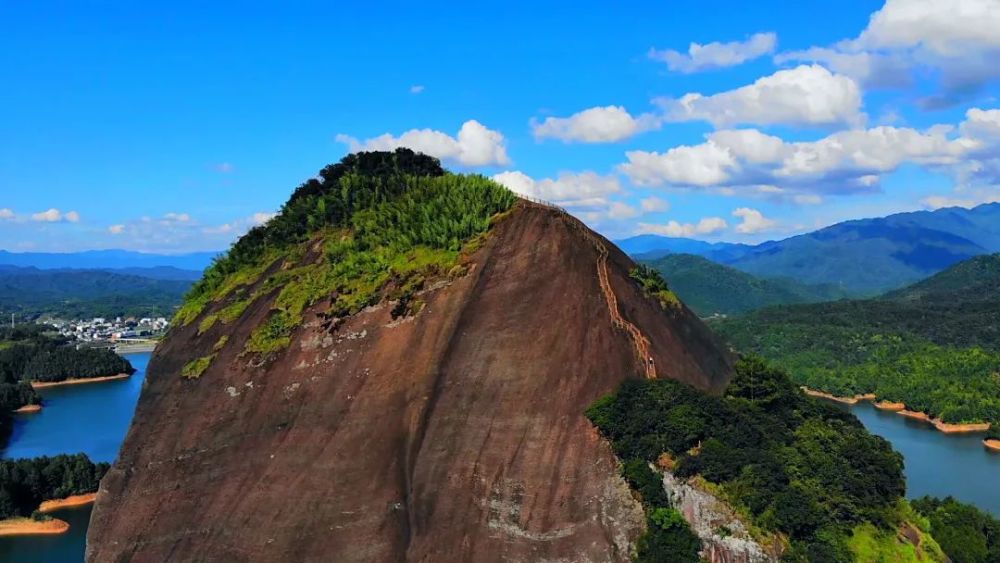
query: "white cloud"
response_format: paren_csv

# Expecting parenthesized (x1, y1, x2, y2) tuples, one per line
(608, 202, 639, 219)
(657, 65, 865, 128)
(619, 118, 979, 196)
(636, 217, 728, 237)
(922, 190, 1000, 209)
(252, 212, 277, 225)
(793, 194, 824, 205)
(31, 208, 79, 223)
(491, 170, 621, 208)
(640, 196, 669, 213)
(163, 212, 192, 223)
(410, 85, 425, 94)
(531, 105, 660, 143)
(336, 120, 510, 167)
(732, 207, 777, 233)
(108, 224, 125, 234)
(0, 209, 14, 220)
(777, 0, 1000, 105)
(620, 141, 736, 187)
(649, 32, 777, 73)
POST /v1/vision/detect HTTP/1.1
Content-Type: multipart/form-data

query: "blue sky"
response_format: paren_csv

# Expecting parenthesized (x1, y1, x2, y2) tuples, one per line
(1, 0, 998, 253)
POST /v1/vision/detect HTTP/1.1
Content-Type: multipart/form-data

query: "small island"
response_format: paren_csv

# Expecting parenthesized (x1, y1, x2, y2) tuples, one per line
(0, 454, 108, 537)
(0, 324, 135, 412)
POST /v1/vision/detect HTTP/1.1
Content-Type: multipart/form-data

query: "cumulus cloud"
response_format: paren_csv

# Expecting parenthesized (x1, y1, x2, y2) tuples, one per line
(31, 208, 80, 223)
(657, 65, 865, 128)
(531, 105, 660, 143)
(619, 115, 983, 197)
(732, 207, 777, 233)
(491, 170, 622, 208)
(777, 0, 1000, 105)
(0, 209, 14, 220)
(108, 224, 125, 234)
(252, 212, 277, 225)
(163, 212, 192, 223)
(636, 217, 728, 237)
(649, 32, 777, 73)
(640, 197, 669, 213)
(337, 120, 510, 167)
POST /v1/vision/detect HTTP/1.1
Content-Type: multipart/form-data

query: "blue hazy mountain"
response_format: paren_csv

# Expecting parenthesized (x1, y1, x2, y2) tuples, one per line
(615, 235, 751, 260)
(618, 203, 1000, 295)
(0, 249, 218, 272)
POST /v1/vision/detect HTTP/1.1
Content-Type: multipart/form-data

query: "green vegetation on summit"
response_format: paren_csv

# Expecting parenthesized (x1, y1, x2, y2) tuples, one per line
(712, 253, 1000, 428)
(642, 253, 849, 316)
(175, 148, 517, 358)
(588, 356, 944, 562)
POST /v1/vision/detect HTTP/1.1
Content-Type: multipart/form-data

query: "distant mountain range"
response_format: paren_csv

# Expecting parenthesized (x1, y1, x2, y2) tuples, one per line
(618, 203, 1000, 295)
(0, 249, 218, 272)
(0, 266, 193, 319)
(642, 254, 849, 317)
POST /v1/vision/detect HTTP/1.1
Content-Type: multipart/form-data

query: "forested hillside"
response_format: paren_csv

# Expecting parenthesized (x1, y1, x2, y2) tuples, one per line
(589, 356, 945, 562)
(0, 266, 191, 319)
(642, 253, 848, 316)
(712, 253, 1000, 429)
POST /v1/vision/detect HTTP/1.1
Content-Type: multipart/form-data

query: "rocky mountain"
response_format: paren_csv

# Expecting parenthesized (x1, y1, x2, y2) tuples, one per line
(86, 150, 734, 562)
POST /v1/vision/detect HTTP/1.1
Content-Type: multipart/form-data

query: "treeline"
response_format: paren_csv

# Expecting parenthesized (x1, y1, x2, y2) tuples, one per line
(178, 149, 517, 357)
(912, 496, 1000, 563)
(21, 347, 134, 383)
(0, 325, 133, 410)
(588, 356, 927, 561)
(0, 267, 190, 320)
(710, 252, 1000, 426)
(0, 454, 109, 520)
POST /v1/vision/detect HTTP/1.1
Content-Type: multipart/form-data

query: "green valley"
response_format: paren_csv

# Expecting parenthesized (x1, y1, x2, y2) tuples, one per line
(640, 253, 849, 316)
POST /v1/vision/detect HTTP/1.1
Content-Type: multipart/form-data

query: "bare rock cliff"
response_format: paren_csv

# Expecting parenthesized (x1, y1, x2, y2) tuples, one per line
(87, 204, 733, 562)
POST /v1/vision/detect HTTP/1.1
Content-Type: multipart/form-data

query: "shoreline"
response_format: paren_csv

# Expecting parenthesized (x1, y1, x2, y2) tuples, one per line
(0, 517, 70, 537)
(984, 439, 1000, 452)
(800, 387, 875, 405)
(38, 493, 97, 513)
(30, 372, 131, 389)
(12, 403, 42, 414)
(801, 387, 991, 435)
(0, 493, 98, 537)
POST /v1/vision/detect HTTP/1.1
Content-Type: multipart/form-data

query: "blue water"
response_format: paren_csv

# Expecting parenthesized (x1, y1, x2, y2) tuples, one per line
(0, 352, 150, 562)
(844, 401, 1000, 516)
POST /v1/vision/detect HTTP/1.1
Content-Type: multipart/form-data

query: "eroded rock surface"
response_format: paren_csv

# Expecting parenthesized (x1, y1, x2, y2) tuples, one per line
(87, 205, 733, 562)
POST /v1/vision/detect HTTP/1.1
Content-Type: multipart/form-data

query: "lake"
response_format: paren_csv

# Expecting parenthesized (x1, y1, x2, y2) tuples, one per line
(0, 352, 150, 563)
(843, 401, 1000, 516)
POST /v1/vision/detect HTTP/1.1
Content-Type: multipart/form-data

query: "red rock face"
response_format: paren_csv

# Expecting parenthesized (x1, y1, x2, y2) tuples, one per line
(86, 204, 734, 562)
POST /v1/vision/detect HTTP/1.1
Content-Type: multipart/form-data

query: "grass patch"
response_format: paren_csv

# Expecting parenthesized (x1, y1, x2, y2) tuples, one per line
(212, 335, 229, 352)
(181, 355, 215, 379)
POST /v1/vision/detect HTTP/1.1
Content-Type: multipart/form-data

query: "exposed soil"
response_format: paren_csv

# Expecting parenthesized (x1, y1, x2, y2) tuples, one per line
(12, 404, 41, 414)
(30, 373, 131, 389)
(0, 518, 70, 536)
(39, 493, 97, 513)
(87, 203, 734, 562)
